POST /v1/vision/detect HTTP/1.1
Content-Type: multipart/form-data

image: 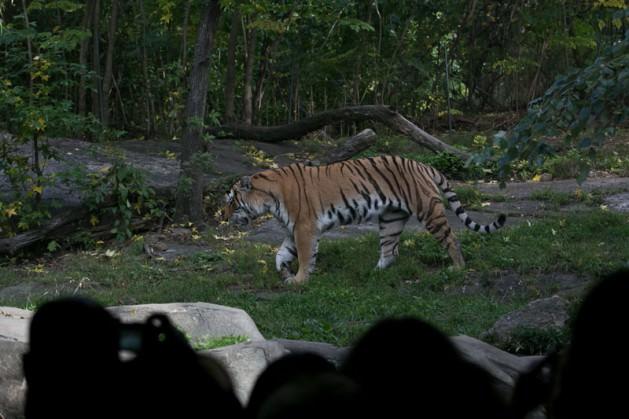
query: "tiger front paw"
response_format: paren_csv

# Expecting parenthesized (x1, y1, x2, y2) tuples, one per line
(283, 272, 307, 286)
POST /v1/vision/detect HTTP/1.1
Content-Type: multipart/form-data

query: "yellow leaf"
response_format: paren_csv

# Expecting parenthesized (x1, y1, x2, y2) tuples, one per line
(90, 215, 99, 226)
(531, 174, 542, 182)
(4, 207, 17, 217)
(31, 185, 43, 195)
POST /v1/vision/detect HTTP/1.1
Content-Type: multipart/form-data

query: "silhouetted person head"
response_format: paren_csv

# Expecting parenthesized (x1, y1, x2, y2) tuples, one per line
(118, 313, 244, 419)
(23, 297, 121, 419)
(23, 298, 243, 419)
(341, 317, 508, 418)
(246, 352, 336, 418)
(255, 372, 362, 419)
(550, 268, 629, 419)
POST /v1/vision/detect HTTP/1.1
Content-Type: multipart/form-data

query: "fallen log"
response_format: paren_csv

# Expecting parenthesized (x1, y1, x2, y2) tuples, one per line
(0, 206, 153, 255)
(208, 105, 468, 160)
(0, 208, 89, 255)
(321, 128, 377, 164)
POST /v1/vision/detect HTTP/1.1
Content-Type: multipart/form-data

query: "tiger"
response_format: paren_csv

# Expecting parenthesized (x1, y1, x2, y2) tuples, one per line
(223, 155, 506, 284)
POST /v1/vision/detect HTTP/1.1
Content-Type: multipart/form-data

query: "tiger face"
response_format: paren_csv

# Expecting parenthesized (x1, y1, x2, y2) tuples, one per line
(223, 176, 272, 226)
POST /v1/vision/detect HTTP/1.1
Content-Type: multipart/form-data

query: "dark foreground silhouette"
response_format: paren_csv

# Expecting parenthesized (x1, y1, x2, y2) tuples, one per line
(22, 268, 628, 419)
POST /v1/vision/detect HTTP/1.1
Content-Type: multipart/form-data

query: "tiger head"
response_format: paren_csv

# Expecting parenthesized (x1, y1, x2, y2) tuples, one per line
(223, 175, 273, 226)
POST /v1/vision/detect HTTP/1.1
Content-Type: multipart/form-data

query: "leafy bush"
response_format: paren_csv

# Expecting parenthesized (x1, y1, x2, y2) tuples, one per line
(63, 158, 165, 240)
(474, 17, 629, 184)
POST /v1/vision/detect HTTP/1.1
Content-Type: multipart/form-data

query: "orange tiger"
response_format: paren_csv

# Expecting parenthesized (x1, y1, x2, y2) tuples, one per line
(223, 156, 506, 284)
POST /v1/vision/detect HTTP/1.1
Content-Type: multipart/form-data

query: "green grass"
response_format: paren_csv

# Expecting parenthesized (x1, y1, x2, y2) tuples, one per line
(0, 211, 627, 347)
(530, 188, 574, 207)
(191, 335, 249, 351)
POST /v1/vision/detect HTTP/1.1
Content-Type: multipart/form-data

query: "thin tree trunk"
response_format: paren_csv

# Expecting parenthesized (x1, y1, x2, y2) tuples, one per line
(175, 0, 221, 223)
(138, 0, 155, 137)
(252, 34, 282, 123)
(20, 0, 42, 206)
(91, 0, 102, 121)
(102, 0, 119, 127)
(180, 0, 193, 67)
(242, 24, 256, 125)
(223, 9, 240, 123)
(78, 0, 95, 116)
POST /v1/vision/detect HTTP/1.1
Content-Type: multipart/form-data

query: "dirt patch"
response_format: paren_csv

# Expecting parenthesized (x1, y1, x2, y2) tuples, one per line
(454, 270, 591, 302)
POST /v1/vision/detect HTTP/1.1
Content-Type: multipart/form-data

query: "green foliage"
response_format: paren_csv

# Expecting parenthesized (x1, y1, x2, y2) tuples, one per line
(0, 1, 97, 237)
(63, 158, 165, 240)
(475, 18, 629, 184)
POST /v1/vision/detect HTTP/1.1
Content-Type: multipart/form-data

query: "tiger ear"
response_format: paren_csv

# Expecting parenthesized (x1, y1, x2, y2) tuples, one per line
(239, 176, 252, 191)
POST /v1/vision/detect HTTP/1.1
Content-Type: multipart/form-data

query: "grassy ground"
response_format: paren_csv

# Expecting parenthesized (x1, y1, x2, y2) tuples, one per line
(1, 210, 627, 348)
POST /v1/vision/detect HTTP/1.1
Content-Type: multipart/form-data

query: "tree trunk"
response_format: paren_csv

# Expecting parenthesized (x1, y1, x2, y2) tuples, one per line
(242, 24, 256, 125)
(175, 0, 221, 224)
(223, 9, 240, 123)
(102, 0, 119, 127)
(91, 0, 102, 121)
(207, 105, 468, 159)
(180, 0, 193, 67)
(138, 0, 155, 137)
(78, 0, 95, 117)
(252, 35, 280, 124)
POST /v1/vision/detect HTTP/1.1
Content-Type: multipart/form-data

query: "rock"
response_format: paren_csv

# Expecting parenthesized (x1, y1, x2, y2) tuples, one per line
(272, 339, 349, 367)
(0, 308, 32, 343)
(203, 340, 288, 404)
(108, 302, 265, 342)
(452, 335, 542, 380)
(452, 335, 545, 402)
(604, 192, 629, 213)
(482, 295, 570, 348)
(540, 173, 553, 182)
(0, 340, 27, 419)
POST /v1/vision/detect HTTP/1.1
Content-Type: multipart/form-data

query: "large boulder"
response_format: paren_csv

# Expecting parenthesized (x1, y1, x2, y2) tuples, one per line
(0, 340, 27, 419)
(204, 340, 288, 404)
(108, 302, 265, 342)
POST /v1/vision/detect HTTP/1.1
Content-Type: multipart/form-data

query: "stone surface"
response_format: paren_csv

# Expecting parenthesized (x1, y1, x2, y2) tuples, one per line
(452, 335, 542, 381)
(482, 295, 570, 346)
(108, 302, 265, 342)
(0, 340, 27, 419)
(0, 308, 31, 343)
(204, 340, 288, 404)
(272, 338, 349, 366)
(605, 192, 629, 213)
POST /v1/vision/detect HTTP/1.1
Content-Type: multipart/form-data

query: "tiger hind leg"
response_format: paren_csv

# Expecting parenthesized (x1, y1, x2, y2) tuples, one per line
(376, 210, 410, 269)
(422, 204, 465, 268)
